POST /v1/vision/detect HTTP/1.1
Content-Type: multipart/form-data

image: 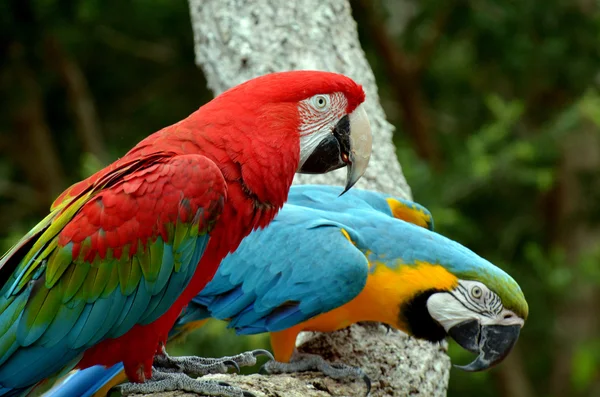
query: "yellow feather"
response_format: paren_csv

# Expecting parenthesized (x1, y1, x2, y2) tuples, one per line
(386, 198, 432, 229)
(284, 261, 458, 341)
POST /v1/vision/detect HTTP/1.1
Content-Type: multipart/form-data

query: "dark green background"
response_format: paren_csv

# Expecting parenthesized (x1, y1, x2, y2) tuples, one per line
(1, 1, 599, 396)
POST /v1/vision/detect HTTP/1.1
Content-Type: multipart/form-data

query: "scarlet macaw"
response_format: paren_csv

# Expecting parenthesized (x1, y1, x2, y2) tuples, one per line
(0, 72, 372, 397)
(47, 185, 528, 396)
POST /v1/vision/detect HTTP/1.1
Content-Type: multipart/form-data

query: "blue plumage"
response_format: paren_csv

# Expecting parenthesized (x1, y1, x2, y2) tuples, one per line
(180, 185, 518, 335)
(44, 185, 525, 397)
(0, 229, 211, 395)
(44, 364, 124, 397)
(196, 212, 368, 334)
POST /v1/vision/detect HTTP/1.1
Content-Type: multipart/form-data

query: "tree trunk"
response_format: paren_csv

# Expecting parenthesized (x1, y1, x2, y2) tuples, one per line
(176, 0, 451, 395)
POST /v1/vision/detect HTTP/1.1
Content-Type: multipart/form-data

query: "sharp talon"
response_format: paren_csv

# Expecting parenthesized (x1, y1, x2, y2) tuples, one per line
(218, 381, 231, 387)
(225, 359, 241, 373)
(242, 392, 257, 397)
(252, 349, 275, 361)
(363, 373, 372, 396)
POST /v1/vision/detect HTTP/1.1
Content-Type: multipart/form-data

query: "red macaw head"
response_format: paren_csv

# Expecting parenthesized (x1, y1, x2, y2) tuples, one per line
(208, 70, 372, 196)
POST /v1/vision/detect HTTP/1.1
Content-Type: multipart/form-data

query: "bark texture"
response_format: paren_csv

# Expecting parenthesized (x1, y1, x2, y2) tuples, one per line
(170, 0, 451, 395)
(138, 325, 449, 397)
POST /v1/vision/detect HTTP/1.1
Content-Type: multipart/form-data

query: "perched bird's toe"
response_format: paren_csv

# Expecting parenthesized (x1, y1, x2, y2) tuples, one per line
(260, 352, 371, 395)
(252, 349, 275, 361)
(119, 371, 248, 397)
(221, 349, 273, 368)
(224, 360, 241, 374)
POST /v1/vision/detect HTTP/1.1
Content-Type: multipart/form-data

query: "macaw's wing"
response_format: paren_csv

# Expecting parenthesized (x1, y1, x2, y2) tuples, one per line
(186, 205, 369, 335)
(0, 153, 226, 388)
(287, 185, 434, 230)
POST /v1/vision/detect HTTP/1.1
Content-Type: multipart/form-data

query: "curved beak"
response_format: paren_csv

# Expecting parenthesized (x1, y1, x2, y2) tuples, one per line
(297, 104, 372, 194)
(342, 104, 372, 194)
(448, 320, 521, 372)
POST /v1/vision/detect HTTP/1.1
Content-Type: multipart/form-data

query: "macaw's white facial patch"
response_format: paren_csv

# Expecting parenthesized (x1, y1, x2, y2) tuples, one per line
(297, 93, 348, 170)
(426, 280, 525, 331)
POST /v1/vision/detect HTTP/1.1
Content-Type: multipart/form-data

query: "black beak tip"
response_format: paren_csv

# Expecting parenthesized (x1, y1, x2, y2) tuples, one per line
(340, 157, 361, 196)
(339, 180, 354, 197)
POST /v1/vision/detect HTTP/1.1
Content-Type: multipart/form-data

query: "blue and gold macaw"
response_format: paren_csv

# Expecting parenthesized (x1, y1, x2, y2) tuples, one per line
(46, 185, 528, 397)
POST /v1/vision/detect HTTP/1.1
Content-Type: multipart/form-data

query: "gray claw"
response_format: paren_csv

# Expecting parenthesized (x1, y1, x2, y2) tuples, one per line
(252, 349, 275, 361)
(225, 360, 241, 373)
(363, 373, 372, 396)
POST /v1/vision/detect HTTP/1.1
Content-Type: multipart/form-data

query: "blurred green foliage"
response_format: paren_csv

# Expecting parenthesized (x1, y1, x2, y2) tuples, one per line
(1, 0, 600, 396)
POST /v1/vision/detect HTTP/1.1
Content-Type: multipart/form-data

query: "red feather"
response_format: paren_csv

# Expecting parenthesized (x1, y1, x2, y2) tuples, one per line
(47, 71, 365, 383)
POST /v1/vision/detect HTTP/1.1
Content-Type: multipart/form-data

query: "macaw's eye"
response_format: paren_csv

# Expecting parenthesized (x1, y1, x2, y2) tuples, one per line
(311, 95, 330, 111)
(471, 286, 483, 299)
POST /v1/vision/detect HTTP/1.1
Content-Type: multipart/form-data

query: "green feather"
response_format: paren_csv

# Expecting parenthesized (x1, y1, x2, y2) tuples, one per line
(189, 209, 203, 238)
(77, 237, 92, 262)
(38, 294, 86, 346)
(117, 257, 131, 296)
(16, 193, 91, 292)
(62, 261, 90, 303)
(92, 247, 125, 299)
(82, 265, 99, 303)
(101, 264, 120, 298)
(118, 246, 142, 296)
(173, 219, 191, 271)
(163, 222, 175, 243)
(0, 323, 18, 365)
(173, 219, 189, 248)
(125, 252, 142, 295)
(146, 237, 164, 279)
(137, 240, 156, 283)
(19, 279, 64, 346)
(0, 294, 26, 339)
(46, 244, 74, 289)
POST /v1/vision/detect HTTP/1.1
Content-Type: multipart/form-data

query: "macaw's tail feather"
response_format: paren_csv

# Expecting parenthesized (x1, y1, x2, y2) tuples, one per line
(44, 364, 125, 397)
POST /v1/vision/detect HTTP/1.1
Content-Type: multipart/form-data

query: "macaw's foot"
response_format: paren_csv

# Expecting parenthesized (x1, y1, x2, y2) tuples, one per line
(154, 349, 274, 377)
(120, 369, 256, 397)
(261, 352, 371, 396)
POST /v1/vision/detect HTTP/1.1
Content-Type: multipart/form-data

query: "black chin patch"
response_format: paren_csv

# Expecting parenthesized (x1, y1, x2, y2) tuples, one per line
(298, 135, 343, 174)
(298, 115, 352, 175)
(400, 289, 447, 342)
(332, 115, 351, 156)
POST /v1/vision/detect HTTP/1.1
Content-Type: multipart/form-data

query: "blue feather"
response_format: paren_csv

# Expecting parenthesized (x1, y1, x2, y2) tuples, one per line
(43, 185, 527, 397)
(111, 280, 152, 338)
(88, 291, 129, 346)
(145, 237, 173, 295)
(39, 298, 86, 347)
(45, 365, 115, 397)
